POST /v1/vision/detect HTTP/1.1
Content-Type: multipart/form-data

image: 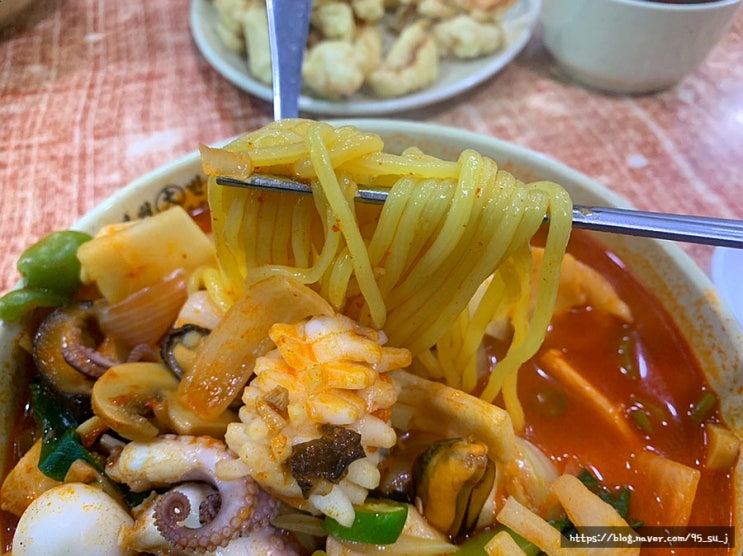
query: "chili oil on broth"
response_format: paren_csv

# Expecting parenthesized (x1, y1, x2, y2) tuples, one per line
(509, 230, 734, 544)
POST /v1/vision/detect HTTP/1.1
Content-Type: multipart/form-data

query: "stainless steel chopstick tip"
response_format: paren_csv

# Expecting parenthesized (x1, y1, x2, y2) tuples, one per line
(216, 175, 743, 249)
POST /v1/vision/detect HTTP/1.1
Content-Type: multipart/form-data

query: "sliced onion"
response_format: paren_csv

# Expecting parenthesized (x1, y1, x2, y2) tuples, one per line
(98, 269, 188, 347)
(177, 275, 334, 420)
(199, 144, 254, 179)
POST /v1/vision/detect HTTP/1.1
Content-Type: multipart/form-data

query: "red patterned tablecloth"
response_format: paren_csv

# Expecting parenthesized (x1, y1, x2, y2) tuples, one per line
(1, 0, 742, 293)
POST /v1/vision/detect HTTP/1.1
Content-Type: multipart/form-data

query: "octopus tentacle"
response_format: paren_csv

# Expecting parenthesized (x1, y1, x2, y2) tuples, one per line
(63, 343, 115, 377)
(63, 341, 158, 378)
(199, 490, 221, 525)
(125, 343, 160, 363)
(251, 488, 281, 530)
(154, 488, 253, 552)
(107, 435, 274, 553)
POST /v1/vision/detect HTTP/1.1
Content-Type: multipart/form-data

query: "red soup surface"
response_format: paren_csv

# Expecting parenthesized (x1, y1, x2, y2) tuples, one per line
(511, 230, 733, 554)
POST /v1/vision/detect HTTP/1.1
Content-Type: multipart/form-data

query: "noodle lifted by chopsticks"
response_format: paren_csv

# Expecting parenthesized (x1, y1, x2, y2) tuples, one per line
(200, 119, 572, 429)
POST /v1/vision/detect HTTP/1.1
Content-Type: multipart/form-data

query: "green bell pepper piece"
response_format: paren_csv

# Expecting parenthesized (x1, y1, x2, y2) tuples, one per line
(324, 499, 409, 545)
(0, 287, 67, 321)
(17, 230, 92, 296)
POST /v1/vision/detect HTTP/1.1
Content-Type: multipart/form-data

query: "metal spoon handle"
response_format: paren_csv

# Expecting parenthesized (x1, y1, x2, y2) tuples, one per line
(265, 0, 311, 120)
(571, 206, 743, 248)
(217, 174, 743, 249)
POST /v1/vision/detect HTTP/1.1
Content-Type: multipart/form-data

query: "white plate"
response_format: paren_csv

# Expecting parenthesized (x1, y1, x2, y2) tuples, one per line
(712, 246, 743, 327)
(189, 0, 540, 116)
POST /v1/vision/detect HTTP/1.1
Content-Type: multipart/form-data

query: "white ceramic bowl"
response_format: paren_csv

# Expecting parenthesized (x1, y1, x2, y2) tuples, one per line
(540, 0, 742, 94)
(1, 120, 741, 534)
(713, 246, 743, 329)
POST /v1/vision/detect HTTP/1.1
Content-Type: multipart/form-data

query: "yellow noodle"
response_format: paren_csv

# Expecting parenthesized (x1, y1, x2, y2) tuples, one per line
(387, 176, 524, 353)
(201, 120, 573, 428)
(458, 275, 508, 392)
(307, 125, 387, 328)
(326, 248, 354, 310)
(340, 152, 460, 181)
(425, 186, 526, 391)
(416, 348, 445, 380)
(219, 188, 249, 299)
(384, 150, 481, 311)
(371, 178, 455, 298)
(189, 265, 234, 312)
(295, 132, 385, 179)
(249, 141, 311, 167)
(366, 177, 416, 266)
(254, 193, 279, 265)
(243, 202, 342, 287)
(290, 200, 312, 268)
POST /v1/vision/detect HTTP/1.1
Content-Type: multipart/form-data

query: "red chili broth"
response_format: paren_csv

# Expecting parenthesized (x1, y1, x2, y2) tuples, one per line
(509, 230, 733, 554)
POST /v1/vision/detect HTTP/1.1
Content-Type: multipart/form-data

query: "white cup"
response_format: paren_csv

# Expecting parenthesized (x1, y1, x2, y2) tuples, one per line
(540, 0, 741, 94)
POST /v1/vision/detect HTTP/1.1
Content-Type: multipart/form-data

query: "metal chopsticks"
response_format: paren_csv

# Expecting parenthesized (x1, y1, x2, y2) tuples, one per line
(216, 174, 743, 249)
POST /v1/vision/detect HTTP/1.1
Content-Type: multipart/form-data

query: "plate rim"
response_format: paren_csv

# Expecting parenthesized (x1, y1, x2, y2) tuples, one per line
(188, 0, 541, 116)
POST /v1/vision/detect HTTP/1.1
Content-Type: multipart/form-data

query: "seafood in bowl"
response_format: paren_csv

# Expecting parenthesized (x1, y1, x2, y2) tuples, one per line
(0, 119, 740, 555)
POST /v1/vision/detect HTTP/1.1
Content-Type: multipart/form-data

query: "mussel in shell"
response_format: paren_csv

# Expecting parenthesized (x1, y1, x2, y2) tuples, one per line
(413, 436, 496, 539)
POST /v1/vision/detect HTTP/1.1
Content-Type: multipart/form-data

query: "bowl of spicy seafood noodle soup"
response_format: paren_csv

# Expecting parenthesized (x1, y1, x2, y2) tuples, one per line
(0, 119, 740, 555)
